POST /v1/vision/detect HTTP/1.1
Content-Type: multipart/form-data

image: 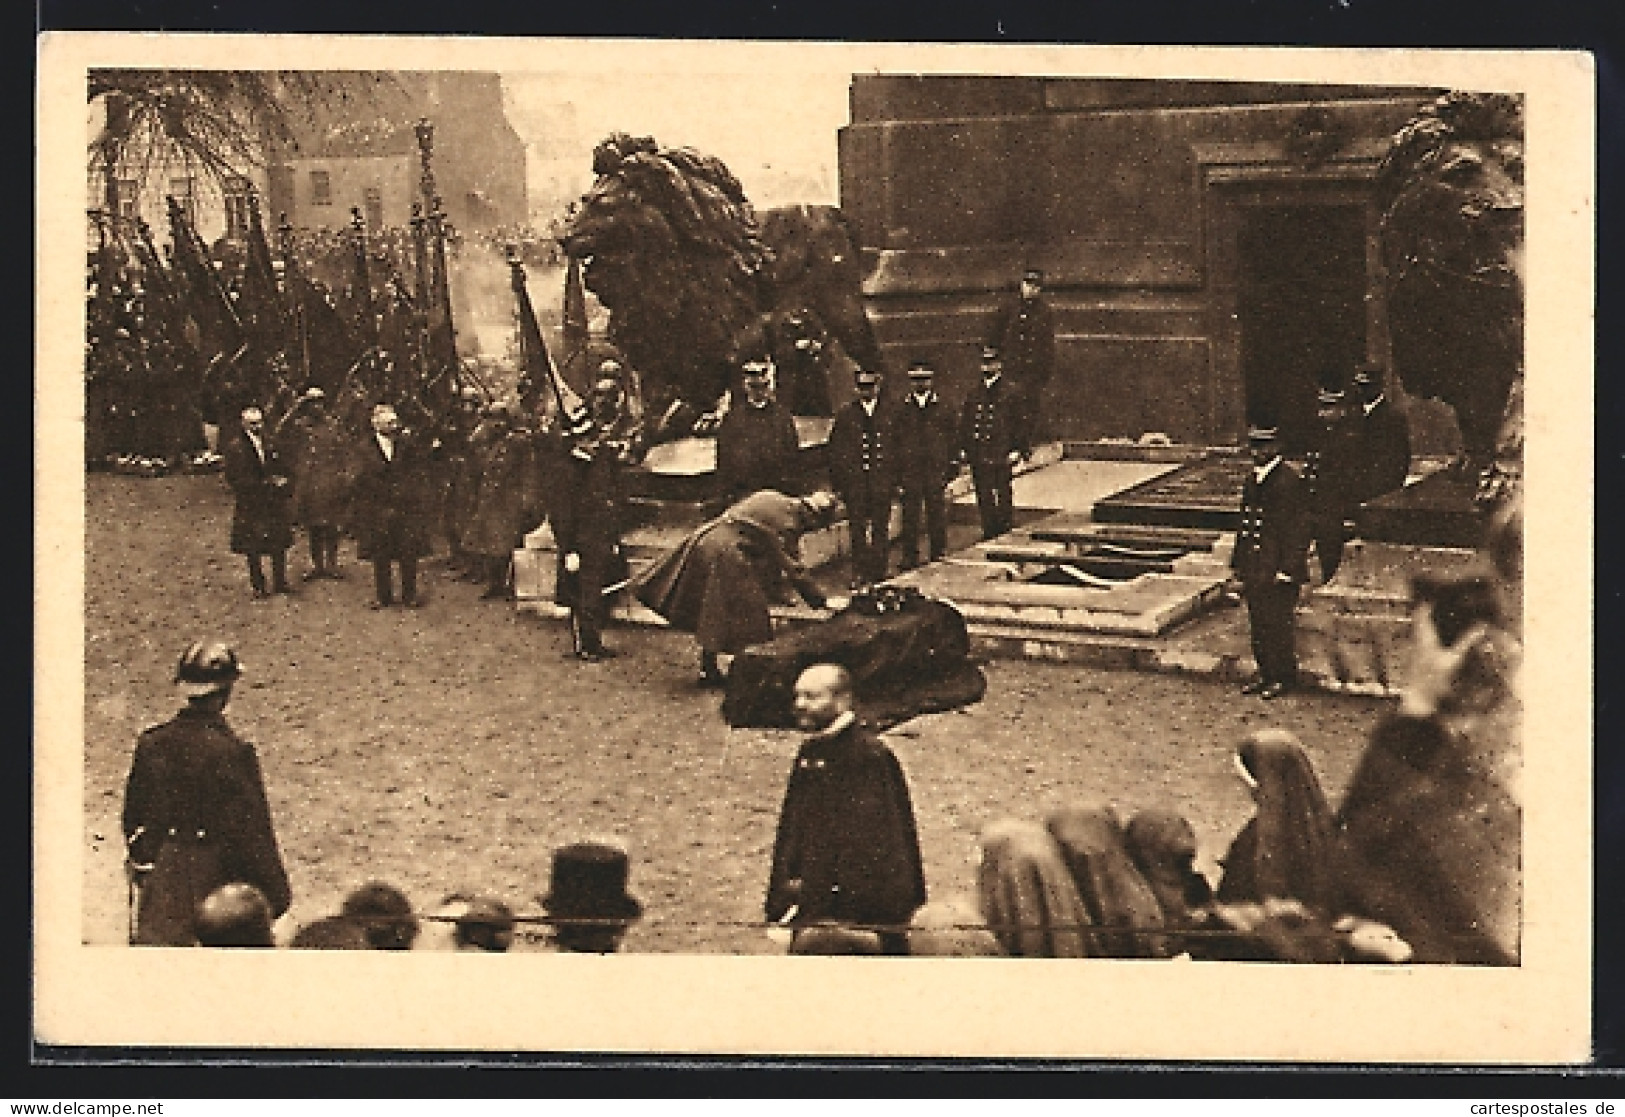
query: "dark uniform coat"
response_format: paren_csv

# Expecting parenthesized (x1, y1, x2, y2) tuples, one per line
(892, 389, 958, 565)
(122, 705, 291, 945)
(959, 376, 1026, 540)
(827, 398, 899, 583)
(765, 719, 928, 928)
(715, 399, 801, 507)
(634, 490, 827, 655)
(1231, 457, 1312, 686)
(285, 412, 355, 530)
(223, 428, 294, 555)
(462, 425, 543, 560)
(552, 416, 639, 648)
(1355, 395, 1413, 502)
(1302, 408, 1363, 581)
(352, 430, 433, 561)
(995, 293, 1057, 442)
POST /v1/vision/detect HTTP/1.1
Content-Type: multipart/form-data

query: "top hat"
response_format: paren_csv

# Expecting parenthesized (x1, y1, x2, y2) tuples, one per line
(1247, 425, 1280, 444)
(906, 361, 934, 378)
(541, 842, 643, 923)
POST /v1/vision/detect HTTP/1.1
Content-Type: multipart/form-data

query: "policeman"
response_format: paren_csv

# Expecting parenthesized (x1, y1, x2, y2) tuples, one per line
(827, 367, 898, 586)
(123, 641, 292, 945)
(959, 345, 1028, 541)
(1302, 386, 1362, 583)
(1231, 428, 1312, 699)
(892, 360, 957, 569)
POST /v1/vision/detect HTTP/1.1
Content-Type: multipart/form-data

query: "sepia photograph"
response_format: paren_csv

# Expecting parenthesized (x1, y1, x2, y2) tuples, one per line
(35, 34, 1593, 1061)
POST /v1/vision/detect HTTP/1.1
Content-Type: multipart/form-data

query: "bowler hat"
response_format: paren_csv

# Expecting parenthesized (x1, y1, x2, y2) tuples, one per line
(541, 842, 643, 923)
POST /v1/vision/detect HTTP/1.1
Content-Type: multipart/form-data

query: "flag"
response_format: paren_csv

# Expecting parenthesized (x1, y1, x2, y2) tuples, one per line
(562, 254, 590, 383)
(509, 253, 590, 436)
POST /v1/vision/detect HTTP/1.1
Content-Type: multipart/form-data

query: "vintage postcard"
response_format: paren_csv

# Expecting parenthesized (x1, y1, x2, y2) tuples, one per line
(35, 33, 1593, 1061)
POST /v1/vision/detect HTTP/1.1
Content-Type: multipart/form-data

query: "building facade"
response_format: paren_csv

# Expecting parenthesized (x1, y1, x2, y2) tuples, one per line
(838, 77, 1447, 451)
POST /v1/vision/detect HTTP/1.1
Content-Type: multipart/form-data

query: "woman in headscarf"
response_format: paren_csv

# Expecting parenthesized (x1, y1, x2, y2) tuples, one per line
(1215, 729, 1337, 914)
(974, 819, 1093, 958)
(1123, 808, 1216, 954)
(1046, 805, 1170, 958)
(907, 897, 1005, 957)
(634, 488, 844, 685)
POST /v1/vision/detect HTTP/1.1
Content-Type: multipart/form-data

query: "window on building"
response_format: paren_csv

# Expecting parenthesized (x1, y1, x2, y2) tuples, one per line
(363, 185, 383, 231)
(168, 176, 196, 222)
(223, 176, 253, 238)
(310, 169, 332, 206)
(114, 178, 139, 221)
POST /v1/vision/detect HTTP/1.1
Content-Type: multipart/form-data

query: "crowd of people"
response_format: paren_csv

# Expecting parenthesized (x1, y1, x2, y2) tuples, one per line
(117, 252, 1519, 967)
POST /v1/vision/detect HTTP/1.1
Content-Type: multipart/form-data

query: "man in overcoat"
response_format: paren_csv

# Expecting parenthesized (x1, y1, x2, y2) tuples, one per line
(714, 359, 802, 508)
(635, 489, 842, 686)
(827, 367, 898, 586)
(994, 267, 1057, 446)
(766, 663, 927, 954)
(1352, 366, 1413, 503)
(959, 346, 1028, 541)
(353, 403, 432, 608)
(123, 640, 291, 945)
(283, 388, 353, 580)
(463, 402, 544, 601)
(1231, 426, 1313, 698)
(1302, 387, 1363, 583)
(892, 361, 957, 569)
(553, 375, 643, 661)
(223, 405, 294, 598)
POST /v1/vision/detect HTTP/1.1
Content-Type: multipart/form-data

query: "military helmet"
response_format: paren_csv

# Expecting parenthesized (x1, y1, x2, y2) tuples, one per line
(174, 640, 242, 698)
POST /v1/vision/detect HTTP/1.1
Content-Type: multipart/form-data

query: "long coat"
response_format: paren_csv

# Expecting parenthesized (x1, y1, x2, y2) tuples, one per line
(352, 430, 433, 561)
(892, 391, 958, 490)
(551, 424, 636, 608)
(1230, 459, 1312, 586)
(284, 412, 356, 530)
(715, 400, 801, 506)
(223, 429, 294, 555)
(634, 490, 828, 654)
(958, 376, 1027, 465)
(463, 425, 545, 560)
(995, 293, 1057, 440)
(122, 705, 291, 946)
(765, 720, 927, 927)
(1355, 396, 1413, 502)
(827, 399, 899, 510)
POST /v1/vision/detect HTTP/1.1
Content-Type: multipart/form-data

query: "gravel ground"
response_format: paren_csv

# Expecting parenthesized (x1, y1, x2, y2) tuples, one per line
(82, 472, 1392, 952)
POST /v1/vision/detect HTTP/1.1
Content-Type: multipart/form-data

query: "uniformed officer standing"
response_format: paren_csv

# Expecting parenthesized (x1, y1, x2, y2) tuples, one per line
(1231, 426, 1313, 699)
(715, 359, 802, 508)
(892, 360, 957, 570)
(1351, 365, 1413, 503)
(994, 267, 1057, 447)
(1302, 387, 1362, 583)
(828, 367, 898, 586)
(123, 641, 292, 945)
(553, 374, 643, 661)
(959, 346, 1028, 541)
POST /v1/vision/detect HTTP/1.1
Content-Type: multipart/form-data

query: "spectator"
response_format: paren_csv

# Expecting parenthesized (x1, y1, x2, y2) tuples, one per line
(975, 818, 1092, 958)
(1046, 805, 1171, 958)
(906, 898, 1004, 957)
(340, 881, 420, 950)
(223, 405, 295, 599)
(289, 915, 370, 950)
(195, 882, 275, 947)
(540, 842, 643, 953)
(765, 664, 927, 955)
(1215, 729, 1337, 914)
(788, 922, 884, 956)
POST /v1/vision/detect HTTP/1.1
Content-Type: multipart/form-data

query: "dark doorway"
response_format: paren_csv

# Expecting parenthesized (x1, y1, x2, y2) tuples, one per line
(1236, 204, 1366, 452)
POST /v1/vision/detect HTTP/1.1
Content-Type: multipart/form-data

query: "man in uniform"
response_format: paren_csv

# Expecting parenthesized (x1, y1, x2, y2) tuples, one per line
(284, 388, 352, 581)
(1352, 365, 1412, 503)
(1303, 386, 1363, 583)
(1231, 426, 1313, 699)
(123, 640, 292, 945)
(553, 374, 643, 661)
(765, 663, 928, 954)
(892, 360, 957, 570)
(827, 367, 898, 586)
(959, 345, 1028, 541)
(353, 403, 432, 608)
(995, 267, 1057, 447)
(714, 358, 801, 508)
(223, 405, 295, 599)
